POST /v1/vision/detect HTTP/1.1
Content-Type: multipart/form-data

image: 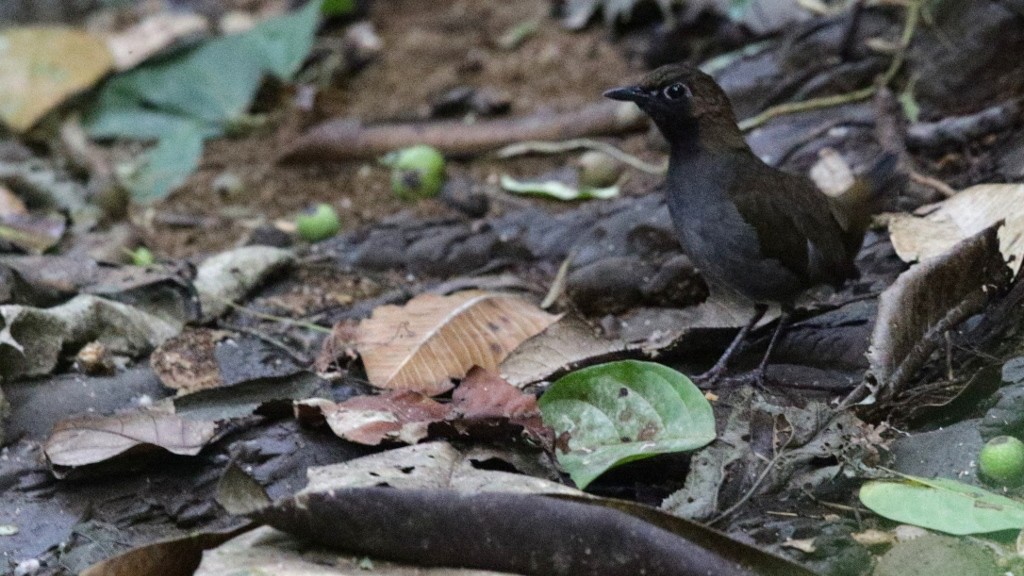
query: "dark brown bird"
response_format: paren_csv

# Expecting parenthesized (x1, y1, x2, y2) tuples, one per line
(604, 64, 896, 384)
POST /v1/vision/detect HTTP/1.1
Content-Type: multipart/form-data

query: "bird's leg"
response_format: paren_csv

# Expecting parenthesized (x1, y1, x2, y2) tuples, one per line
(696, 304, 767, 385)
(752, 308, 791, 388)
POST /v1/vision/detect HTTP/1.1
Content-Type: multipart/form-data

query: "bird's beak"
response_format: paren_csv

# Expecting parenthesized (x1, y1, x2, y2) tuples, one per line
(603, 85, 647, 103)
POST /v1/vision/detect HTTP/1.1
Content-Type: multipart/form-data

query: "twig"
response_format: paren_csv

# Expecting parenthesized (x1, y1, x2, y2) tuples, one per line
(906, 99, 1022, 149)
(212, 295, 333, 334)
(495, 138, 666, 174)
(280, 101, 649, 162)
(222, 323, 313, 366)
(709, 432, 795, 526)
(541, 249, 576, 309)
(739, 0, 921, 131)
(908, 169, 956, 197)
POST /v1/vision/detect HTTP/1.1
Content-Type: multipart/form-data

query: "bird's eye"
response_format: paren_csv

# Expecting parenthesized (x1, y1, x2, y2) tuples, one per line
(663, 83, 688, 100)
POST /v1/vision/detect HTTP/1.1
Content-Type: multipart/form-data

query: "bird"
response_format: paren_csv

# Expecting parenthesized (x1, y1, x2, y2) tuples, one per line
(604, 63, 897, 385)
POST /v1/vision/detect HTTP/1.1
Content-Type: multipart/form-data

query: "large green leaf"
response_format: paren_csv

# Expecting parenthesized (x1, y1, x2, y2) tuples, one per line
(85, 0, 321, 201)
(538, 360, 715, 489)
(860, 475, 1024, 535)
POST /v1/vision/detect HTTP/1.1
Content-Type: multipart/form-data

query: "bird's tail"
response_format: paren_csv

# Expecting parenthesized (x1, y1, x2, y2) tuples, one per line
(828, 152, 902, 235)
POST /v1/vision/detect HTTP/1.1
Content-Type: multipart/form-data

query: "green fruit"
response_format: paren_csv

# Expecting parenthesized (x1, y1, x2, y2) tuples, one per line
(131, 247, 155, 266)
(979, 436, 1024, 486)
(296, 203, 341, 242)
(382, 145, 446, 200)
(578, 150, 623, 188)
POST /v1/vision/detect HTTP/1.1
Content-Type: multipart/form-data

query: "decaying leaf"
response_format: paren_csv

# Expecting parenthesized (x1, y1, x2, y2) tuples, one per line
(248, 488, 817, 576)
(310, 391, 449, 446)
(151, 328, 231, 394)
(0, 294, 181, 381)
(299, 367, 551, 447)
(356, 290, 560, 395)
(856, 224, 1011, 407)
(888, 183, 1024, 274)
(44, 411, 216, 473)
(449, 367, 552, 446)
(500, 294, 768, 388)
(80, 525, 252, 576)
(301, 441, 572, 495)
(196, 526, 508, 576)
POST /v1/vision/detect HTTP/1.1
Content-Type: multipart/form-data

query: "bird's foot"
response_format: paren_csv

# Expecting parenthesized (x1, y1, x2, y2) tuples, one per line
(750, 367, 771, 392)
(693, 363, 730, 387)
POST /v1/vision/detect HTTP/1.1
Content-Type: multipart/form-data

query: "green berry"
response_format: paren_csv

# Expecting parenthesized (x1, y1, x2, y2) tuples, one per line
(131, 247, 155, 266)
(578, 150, 623, 188)
(382, 145, 446, 200)
(296, 203, 341, 242)
(979, 436, 1024, 486)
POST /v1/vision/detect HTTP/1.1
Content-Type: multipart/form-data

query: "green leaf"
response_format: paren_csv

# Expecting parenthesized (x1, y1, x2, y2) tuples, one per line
(85, 0, 322, 200)
(500, 174, 618, 201)
(538, 360, 715, 489)
(321, 0, 357, 17)
(121, 121, 204, 203)
(860, 474, 1024, 535)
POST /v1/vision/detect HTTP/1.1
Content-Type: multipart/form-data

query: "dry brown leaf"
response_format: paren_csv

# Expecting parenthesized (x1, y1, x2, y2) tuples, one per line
(151, 328, 232, 394)
(44, 411, 216, 470)
(0, 27, 113, 132)
(310, 391, 449, 446)
(356, 290, 560, 395)
(856, 224, 1010, 408)
(451, 366, 552, 447)
(888, 183, 1024, 274)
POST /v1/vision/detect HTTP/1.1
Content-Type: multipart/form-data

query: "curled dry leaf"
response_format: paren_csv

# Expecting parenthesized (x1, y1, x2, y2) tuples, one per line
(888, 183, 1024, 274)
(44, 411, 216, 472)
(357, 290, 560, 395)
(853, 224, 1011, 408)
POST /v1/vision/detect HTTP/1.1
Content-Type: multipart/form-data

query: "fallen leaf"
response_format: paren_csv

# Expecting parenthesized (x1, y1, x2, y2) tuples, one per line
(449, 366, 552, 446)
(301, 442, 573, 495)
(44, 411, 216, 472)
(104, 12, 210, 71)
(0, 212, 66, 254)
(0, 185, 27, 217)
(860, 224, 1010, 405)
(151, 328, 230, 394)
(310, 391, 449, 446)
(888, 183, 1024, 273)
(80, 525, 252, 576)
(0, 27, 113, 132)
(539, 360, 715, 489)
(357, 290, 560, 395)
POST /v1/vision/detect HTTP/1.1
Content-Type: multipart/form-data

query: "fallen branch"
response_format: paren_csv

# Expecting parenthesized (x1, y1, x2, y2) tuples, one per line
(739, 0, 921, 131)
(906, 99, 1022, 149)
(279, 101, 648, 162)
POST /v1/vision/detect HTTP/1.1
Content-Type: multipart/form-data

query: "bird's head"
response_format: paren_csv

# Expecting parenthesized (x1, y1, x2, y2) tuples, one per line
(604, 64, 742, 150)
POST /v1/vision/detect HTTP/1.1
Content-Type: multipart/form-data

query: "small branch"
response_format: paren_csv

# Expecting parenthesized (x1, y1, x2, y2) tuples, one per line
(280, 101, 649, 162)
(908, 169, 956, 197)
(495, 138, 666, 174)
(213, 295, 333, 334)
(906, 99, 1022, 149)
(739, 0, 921, 131)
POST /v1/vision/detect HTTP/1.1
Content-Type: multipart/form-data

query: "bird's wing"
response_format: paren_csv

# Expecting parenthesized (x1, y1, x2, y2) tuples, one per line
(728, 159, 853, 285)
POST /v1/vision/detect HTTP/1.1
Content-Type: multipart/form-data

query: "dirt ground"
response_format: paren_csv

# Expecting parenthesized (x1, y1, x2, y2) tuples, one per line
(149, 0, 658, 260)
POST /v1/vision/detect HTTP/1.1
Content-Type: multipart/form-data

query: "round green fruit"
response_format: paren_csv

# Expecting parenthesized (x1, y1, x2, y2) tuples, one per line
(296, 203, 341, 242)
(382, 145, 446, 200)
(979, 435, 1024, 486)
(131, 247, 155, 266)
(578, 150, 623, 188)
